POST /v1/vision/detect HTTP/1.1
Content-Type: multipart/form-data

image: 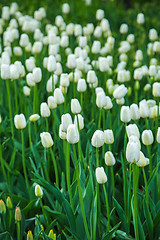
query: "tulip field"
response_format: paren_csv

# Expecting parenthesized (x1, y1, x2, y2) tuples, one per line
(1, 0, 160, 239)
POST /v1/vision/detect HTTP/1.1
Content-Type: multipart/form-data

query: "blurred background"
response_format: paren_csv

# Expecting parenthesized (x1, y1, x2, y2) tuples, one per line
(0, 0, 160, 32)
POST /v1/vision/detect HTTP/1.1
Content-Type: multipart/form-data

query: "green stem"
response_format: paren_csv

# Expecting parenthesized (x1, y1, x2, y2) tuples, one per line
(66, 142, 74, 209)
(96, 148, 101, 235)
(6, 80, 14, 139)
(50, 148, 59, 187)
(0, 143, 8, 183)
(102, 109, 105, 130)
(142, 168, 149, 206)
(21, 130, 30, 194)
(80, 93, 83, 111)
(103, 184, 110, 231)
(33, 85, 38, 113)
(133, 164, 139, 240)
(98, 108, 102, 129)
(147, 145, 152, 176)
(40, 198, 48, 225)
(123, 124, 128, 217)
(46, 118, 49, 132)
(17, 221, 21, 240)
(13, 80, 18, 114)
(72, 144, 91, 240)
(28, 122, 32, 149)
(43, 148, 50, 181)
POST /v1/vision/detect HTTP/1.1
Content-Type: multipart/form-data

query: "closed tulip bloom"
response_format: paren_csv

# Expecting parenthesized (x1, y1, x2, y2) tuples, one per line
(87, 70, 97, 84)
(136, 151, 149, 167)
(103, 96, 113, 110)
(139, 99, 149, 118)
(92, 40, 101, 54)
(120, 106, 131, 123)
(129, 135, 141, 150)
(113, 84, 128, 99)
(10, 64, 19, 80)
(14, 114, 27, 129)
(35, 184, 43, 198)
(126, 141, 140, 163)
(152, 82, 160, 97)
(0, 200, 6, 213)
(47, 96, 57, 109)
(66, 124, 79, 144)
(40, 132, 53, 148)
(33, 67, 42, 83)
(149, 65, 157, 77)
(60, 73, 69, 87)
(91, 130, 105, 148)
(40, 102, 51, 117)
(20, 33, 29, 47)
(98, 57, 109, 72)
(105, 151, 116, 166)
(26, 73, 35, 87)
(27, 231, 34, 240)
(126, 124, 140, 139)
(104, 129, 114, 144)
(156, 127, 160, 143)
(134, 68, 143, 80)
(149, 29, 158, 41)
(59, 124, 67, 140)
(47, 55, 57, 72)
(120, 24, 128, 34)
(96, 92, 106, 108)
(77, 79, 87, 92)
(95, 167, 107, 184)
(130, 103, 140, 120)
(142, 130, 154, 145)
(62, 3, 70, 14)
(1, 64, 10, 79)
(29, 114, 40, 122)
(61, 113, 72, 132)
(74, 114, 84, 130)
(67, 54, 76, 69)
(23, 86, 31, 96)
(71, 99, 81, 114)
(32, 41, 43, 54)
(137, 13, 145, 24)
(149, 106, 158, 119)
(54, 88, 64, 105)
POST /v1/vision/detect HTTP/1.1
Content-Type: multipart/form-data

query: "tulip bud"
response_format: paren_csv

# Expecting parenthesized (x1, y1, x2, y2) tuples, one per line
(105, 151, 116, 166)
(67, 54, 76, 69)
(6, 196, 12, 209)
(40, 102, 50, 117)
(95, 167, 107, 184)
(47, 96, 57, 109)
(27, 231, 34, 240)
(126, 141, 140, 163)
(61, 113, 72, 132)
(96, 92, 106, 108)
(156, 127, 160, 143)
(23, 86, 31, 96)
(74, 114, 84, 130)
(48, 229, 56, 239)
(77, 79, 87, 92)
(103, 96, 113, 110)
(54, 88, 64, 105)
(120, 24, 128, 34)
(40, 132, 54, 148)
(91, 130, 105, 148)
(120, 106, 131, 123)
(14, 114, 27, 129)
(26, 73, 35, 87)
(136, 151, 149, 167)
(113, 84, 128, 99)
(47, 55, 57, 72)
(0, 199, 6, 213)
(152, 82, 160, 97)
(20, 34, 29, 47)
(60, 73, 69, 87)
(137, 13, 145, 24)
(29, 114, 40, 122)
(142, 130, 154, 146)
(35, 184, 43, 198)
(59, 124, 67, 140)
(104, 129, 114, 144)
(66, 124, 79, 144)
(71, 99, 81, 114)
(139, 99, 149, 118)
(1, 64, 10, 80)
(126, 124, 140, 139)
(130, 103, 140, 120)
(33, 67, 42, 83)
(15, 207, 21, 222)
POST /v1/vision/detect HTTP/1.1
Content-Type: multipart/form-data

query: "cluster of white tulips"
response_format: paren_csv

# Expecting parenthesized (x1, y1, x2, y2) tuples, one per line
(0, 1, 160, 239)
